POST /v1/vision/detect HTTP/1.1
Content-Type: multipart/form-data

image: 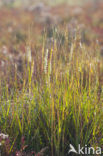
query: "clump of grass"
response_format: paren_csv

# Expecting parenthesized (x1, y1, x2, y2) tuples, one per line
(0, 27, 103, 156)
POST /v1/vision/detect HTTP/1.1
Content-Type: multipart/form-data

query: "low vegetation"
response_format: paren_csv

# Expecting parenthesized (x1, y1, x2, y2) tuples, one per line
(0, 1, 103, 156)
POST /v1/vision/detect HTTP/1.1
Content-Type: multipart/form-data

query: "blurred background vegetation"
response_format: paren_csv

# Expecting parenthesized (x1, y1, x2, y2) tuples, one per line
(0, 0, 101, 7)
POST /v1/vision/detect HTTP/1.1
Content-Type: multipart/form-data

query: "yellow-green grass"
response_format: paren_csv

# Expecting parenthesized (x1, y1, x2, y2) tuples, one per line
(0, 28, 103, 155)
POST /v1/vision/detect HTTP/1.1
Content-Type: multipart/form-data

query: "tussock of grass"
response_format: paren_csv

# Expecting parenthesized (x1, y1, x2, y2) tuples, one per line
(0, 28, 103, 156)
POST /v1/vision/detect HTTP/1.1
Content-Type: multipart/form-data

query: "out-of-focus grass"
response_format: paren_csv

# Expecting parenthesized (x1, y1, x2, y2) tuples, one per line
(48, 0, 90, 6)
(0, 0, 96, 7)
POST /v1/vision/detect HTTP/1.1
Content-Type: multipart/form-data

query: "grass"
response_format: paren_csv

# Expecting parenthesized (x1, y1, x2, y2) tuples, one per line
(1, 0, 97, 9)
(0, 26, 103, 155)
